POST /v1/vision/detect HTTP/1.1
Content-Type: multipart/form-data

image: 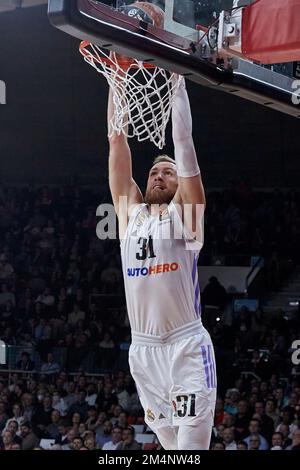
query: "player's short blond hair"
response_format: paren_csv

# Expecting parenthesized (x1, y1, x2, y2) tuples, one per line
(152, 154, 176, 167)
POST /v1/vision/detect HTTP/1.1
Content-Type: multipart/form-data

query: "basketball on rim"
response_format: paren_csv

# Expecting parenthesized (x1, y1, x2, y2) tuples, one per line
(109, 2, 165, 69)
(124, 2, 164, 29)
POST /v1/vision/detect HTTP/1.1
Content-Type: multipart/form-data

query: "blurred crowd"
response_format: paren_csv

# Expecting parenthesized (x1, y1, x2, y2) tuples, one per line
(211, 374, 300, 450)
(204, 181, 300, 272)
(0, 182, 127, 371)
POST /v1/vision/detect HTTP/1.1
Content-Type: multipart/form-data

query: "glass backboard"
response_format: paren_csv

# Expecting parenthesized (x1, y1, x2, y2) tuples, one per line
(48, 0, 300, 118)
(89, 0, 234, 42)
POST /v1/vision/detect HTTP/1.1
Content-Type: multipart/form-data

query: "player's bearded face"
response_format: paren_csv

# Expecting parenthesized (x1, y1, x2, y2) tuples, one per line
(144, 162, 178, 205)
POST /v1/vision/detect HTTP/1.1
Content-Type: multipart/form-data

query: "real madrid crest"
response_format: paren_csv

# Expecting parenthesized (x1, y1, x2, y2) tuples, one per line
(135, 210, 147, 227)
(146, 408, 155, 422)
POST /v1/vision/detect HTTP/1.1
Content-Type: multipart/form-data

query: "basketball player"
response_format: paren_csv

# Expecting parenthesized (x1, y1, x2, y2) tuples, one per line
(107, 76, 216, 450)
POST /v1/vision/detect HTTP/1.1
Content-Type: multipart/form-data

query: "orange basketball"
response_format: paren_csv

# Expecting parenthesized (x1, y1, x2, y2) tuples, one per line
(129, 2, 164, 29)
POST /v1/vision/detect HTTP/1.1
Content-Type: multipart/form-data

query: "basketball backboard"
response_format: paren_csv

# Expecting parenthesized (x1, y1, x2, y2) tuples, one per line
(48, 0, 300, 118)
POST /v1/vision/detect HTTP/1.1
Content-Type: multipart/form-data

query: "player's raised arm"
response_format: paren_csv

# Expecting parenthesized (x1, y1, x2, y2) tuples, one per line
(172, 78, 205, 207)
(107, 87, 143, 219)
(171, 78, 205, 238)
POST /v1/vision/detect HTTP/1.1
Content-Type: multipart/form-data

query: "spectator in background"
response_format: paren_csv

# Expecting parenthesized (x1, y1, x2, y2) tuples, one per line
(274, 387, 288, 410)
(7, 403, 25, 430)
(222, 427, 237, 450)
(55, 420, 69, 446)
(85, 406, 98, 432)
(277, 407, 297, 436)
(96, 420, 113, 449)
(16, 352, 35, 371)
(83, 433, 98, 450)
(248, 434, 261, 451)
(21, 393, 36, 423)
(20, 422, 40, 450)
(95, 383, 118, 412)
(286, 428, 300, 450)
(35, 287, 55, 308)
(216, 424, 225, 441)
(253, 401, 274, 443)
(116, 426, 141, 451)
(265, 399, 280, 428)
(68, 391, 89, 422)
(102, 427, 123, 450)
(71, 411, 82, 430)
(4, 420, 22, 445)
(244, 419, 269, 450)
(236, 441, 248, 450)
(62, 428, 79, 450)
(0, 430, 15, 450)
(32, 395, 53, 437)
(224, 389, 240, 415)
(83, 431, 98, 450)
(65, 382, 77, 409)
(271, 432, 284, 450)
(211, 441, 225, 450)
(52, 390, 68, 417)
(46, 410, 61, 439)
(70, 437, 83, 450)
(40, 352, 60, 376)
(67, 303, 86, 327)
(94, 411, 108, 442)
(85, 383, 97, 406)
(66, 334, 90, 371)
(113, 379, 130, 413)
(234, 400, 251, 441)
(202, 276, 227, 311)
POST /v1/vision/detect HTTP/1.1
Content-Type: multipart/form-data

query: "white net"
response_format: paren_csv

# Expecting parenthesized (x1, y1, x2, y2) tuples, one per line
(79, 42, 180, 149)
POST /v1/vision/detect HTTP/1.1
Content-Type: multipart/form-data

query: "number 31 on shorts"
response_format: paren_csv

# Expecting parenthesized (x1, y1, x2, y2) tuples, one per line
(172, 394, 196, 418)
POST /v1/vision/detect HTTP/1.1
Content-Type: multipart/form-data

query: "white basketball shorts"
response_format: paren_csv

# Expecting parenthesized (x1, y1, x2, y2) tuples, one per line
(129, 322, 217, 432)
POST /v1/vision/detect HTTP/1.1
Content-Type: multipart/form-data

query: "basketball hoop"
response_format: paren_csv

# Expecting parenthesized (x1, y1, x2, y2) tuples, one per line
(79, 41, 180, 149)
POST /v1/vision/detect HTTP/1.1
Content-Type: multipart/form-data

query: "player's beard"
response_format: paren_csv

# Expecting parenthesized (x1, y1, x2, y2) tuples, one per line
(144, 187, 175, 205)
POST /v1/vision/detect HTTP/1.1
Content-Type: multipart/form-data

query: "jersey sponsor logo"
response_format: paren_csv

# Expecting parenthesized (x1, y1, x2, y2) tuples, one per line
(127, 262, 180, 277)
(146, 409, 155, 422)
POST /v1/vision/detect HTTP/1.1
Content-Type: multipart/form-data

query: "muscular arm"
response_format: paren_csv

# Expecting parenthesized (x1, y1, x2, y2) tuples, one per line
(172, 78, 205, 238)
(172, 78, 205, 206)
(107, 88, 143, 219)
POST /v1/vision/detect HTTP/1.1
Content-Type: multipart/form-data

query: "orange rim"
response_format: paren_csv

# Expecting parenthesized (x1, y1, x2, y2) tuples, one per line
(79, 41, 156, 70)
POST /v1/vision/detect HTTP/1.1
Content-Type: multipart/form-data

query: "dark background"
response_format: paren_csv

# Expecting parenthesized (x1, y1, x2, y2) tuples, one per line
(0, 4, 300, 187)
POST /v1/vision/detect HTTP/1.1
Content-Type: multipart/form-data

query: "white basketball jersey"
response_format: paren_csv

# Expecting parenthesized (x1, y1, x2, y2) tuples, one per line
(120, 202, 204, 336)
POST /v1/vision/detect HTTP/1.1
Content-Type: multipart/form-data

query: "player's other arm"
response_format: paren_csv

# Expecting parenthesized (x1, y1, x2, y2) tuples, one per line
(171, 78, 205, 236)
(107, 87, 143, 219)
